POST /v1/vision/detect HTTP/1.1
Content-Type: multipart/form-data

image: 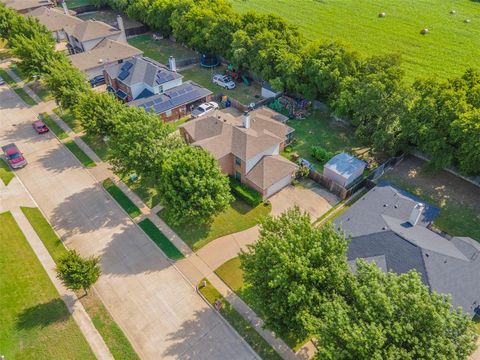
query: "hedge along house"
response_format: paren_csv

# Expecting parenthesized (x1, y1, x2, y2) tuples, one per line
(27, 5, 82, 42)
(103, 56, 183, 102)
(323, 152, 366, 188)
(179, 107, 298, 198)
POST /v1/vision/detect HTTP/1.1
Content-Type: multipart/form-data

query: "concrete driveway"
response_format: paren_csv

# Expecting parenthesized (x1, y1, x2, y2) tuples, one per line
(269, 180, 339, 219)
(0, 85, 257, 360)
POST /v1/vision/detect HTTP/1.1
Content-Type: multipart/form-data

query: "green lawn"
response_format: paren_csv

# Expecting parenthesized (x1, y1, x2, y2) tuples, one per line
(0, 69, 16, 85)
(179, 65, 262, 105)
(284, 110, 371, 171)
(0, 158, 14, 186)
(81, 134, 109, 161)
(127, 34, 198, 64)
(63, 0, 95, 8)
(20, 206, 140, 360)
(138, 218, 184, 260)
(14, 87, 36, 106)
(64, 140, 96, 168)
(123, 176, 161, 209)
(54, 107, 83, 133)
(215, 257, 307, 350)
(103, 178, 141, 218)
(0, 211, 95, 359)
(9, 63, 27, 81)
(231, 0, 480, 81)
(40, 113, 68, 140)
(159, 198, 271, 250)
(198, 279, 282, 360)
(30, 81, 54, 102)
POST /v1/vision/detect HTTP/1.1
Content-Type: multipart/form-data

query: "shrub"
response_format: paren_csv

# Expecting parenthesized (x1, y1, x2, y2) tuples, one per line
(229, 177, 263, 207)
(311, 145, 333, 163)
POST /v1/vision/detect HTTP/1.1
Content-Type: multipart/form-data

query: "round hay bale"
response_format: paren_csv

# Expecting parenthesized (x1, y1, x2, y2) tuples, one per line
(420, 28, 429, 35)
(465, 19, 471, 23)
(450, 10, 456, 15)
(378, 12, 386, 18)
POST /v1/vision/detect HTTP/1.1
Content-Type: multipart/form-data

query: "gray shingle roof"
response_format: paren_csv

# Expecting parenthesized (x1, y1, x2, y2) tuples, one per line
(336, 183, 480, 316)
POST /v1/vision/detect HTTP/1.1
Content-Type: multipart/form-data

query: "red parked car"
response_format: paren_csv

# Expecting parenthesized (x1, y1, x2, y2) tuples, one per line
(2, 143, 27, 169)
(33, 119, 49, 134)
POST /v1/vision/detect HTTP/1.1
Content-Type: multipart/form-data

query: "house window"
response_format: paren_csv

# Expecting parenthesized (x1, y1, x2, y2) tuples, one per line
(235, 171, 241, 181)
(235, 156, 241, 166)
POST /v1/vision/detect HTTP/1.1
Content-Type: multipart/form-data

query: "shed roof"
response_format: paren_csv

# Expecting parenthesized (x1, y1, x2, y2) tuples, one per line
(324, 152, 366, 179)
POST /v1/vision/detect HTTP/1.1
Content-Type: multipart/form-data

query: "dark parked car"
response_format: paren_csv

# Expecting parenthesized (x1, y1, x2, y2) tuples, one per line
(2, 143, 27, 169)
(89, 75, 105, 87)
(33, 119, 49, 134)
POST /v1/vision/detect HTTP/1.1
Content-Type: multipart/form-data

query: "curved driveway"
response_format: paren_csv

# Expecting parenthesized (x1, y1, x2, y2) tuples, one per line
(0, 85, 258, 360)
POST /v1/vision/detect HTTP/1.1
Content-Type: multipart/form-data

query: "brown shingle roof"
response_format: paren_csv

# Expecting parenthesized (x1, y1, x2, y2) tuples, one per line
(28, 6, 82, 32)
(69, 38, 143, 72)
(64, 19, 120, 42)
(3, 0, 52, 11)
(246, 155, 298, 189)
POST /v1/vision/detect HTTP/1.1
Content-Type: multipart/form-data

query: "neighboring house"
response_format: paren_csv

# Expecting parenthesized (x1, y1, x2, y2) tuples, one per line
(69, 38, 143, 79)
(104, 56, 183, 102)
(128, 81, 212, 122)
(64, 18, 123, 54)
(335, 183, 480, 317)
(2, 0, 52, 13)
(323, 152, 366, 188)
(179, 108, 298, 198)
(27, 6, 82, 42)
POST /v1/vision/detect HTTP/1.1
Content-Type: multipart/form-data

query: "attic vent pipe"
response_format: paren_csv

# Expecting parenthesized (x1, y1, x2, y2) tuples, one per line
(408, 203, 425, 226)
(243, 111, 250, 129)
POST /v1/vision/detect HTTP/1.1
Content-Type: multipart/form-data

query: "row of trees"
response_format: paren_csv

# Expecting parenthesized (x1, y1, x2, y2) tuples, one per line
(0, 4, 232, 224)
(240, 207, 478, 359)
(94, 0, 480, 174)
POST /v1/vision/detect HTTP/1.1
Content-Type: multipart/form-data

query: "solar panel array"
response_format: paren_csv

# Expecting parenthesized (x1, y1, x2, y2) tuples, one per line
(117, 61, 133, 81)
(118, 70, 129, 81)
(155, 70, 176, 85)
(121, 61, 133, 72)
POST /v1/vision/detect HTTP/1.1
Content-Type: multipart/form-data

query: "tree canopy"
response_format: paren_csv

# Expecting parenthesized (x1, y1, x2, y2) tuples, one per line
(56, 250, 101, 295)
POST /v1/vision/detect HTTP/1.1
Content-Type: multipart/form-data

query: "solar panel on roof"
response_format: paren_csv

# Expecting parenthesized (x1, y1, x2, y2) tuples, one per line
(145, 101, 154, 107)
(153, 104, 165, 113)
(121, 61, 133, 72)
(118, 70, 129, 81)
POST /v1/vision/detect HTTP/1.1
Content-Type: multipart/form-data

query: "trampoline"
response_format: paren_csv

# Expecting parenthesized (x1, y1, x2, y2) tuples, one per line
(200, 54, 219, 68)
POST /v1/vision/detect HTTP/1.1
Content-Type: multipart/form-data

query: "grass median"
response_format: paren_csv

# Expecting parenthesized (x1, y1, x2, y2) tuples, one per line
(14, 87, 36, 106)
(138, 218, 184, 260)
(40, 113, 68, 140)
(20, 207, 140, 360)
(64, 140, 96, 168)
(103, 178, 141, 218)
(198, 279, 282, 360)
(0, 69, 16, 85)
(0, 158, 14, 186)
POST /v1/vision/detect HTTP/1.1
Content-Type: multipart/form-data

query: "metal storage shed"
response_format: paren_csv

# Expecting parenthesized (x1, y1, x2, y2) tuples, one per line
(323, 152, 366, 188)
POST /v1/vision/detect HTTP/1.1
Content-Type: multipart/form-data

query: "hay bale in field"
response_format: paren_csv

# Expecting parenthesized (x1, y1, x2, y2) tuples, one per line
(378, 12, 386, 18)
(420, 28, 429, 35)
(465, 19, 471, 24)
(450, 10, 456, 15)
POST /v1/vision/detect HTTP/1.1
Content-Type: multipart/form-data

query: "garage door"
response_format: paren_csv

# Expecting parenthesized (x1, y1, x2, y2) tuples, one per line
(266, 174, 293, 198)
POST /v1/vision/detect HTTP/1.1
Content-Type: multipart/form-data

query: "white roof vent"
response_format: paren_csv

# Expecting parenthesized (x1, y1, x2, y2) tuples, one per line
(408, 203, 425, 226)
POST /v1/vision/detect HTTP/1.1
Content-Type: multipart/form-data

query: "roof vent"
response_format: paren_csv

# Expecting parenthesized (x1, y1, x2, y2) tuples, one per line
(243, 111, 250, 129)
(394, 205, 398, 208)
(408, 203, 425, 226)
(383, 204, 389, 207)
(382, 226, 388, 230)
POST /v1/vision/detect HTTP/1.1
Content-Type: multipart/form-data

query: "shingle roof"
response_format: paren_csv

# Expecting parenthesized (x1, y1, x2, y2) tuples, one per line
(336, 183, 480, 316)
(69, 38, 142, 72)
(128, 81, 212, 114)
(3, 0, 52, 11)
(245, 155, 297, 189)
(324, 152, 366, 180)
(104, 56, 182, 88)
(28, 6, 82, 31)
(64, 19, 120, 42)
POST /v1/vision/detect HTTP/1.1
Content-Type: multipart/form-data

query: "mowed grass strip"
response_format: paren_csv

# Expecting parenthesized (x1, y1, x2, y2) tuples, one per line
(14, 87, 36, 106)
(20, 207, 140, 360)
(40, 113, 68, 140)
(138, 218, 184, 260)
(103, 178, 141, 218)
(0, 69, 17, 85)
(0, 211, 95, 359)
(0, 158, 14, 186)
(64, 140, 96, 168)
(198, 279, 282, 360)
(54, 107, 83, 133)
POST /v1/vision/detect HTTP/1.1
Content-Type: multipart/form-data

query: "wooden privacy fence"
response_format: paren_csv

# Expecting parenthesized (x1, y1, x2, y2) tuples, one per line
(308, 154, 405, 200)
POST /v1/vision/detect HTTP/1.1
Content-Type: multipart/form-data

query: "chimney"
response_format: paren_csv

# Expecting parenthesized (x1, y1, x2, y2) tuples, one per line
(62, 1, 69, 15)
(117, 15, 127, 43)
(243, 111, 250, 129)
(408, 203, 424, 226)
(168, 56, 177, 72)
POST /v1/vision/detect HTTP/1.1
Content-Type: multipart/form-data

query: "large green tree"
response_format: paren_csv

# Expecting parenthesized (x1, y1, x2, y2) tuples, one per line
(56, 250, 101, 296)
(158, 146, 233, 224)
(108, 107, 181, 180)
(239, 207, 349, 339)
(451, 109, 480, 174)
(312, 260, 477, 360)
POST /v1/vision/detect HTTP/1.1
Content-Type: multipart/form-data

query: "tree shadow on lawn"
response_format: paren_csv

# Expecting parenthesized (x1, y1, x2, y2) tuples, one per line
(16, 298, 70, 330)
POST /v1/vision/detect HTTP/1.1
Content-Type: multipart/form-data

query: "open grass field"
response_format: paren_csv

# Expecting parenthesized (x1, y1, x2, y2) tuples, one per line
(20, 206, 140, 360)
(0, 211, 95, 359)
(231, 0, 480, 81)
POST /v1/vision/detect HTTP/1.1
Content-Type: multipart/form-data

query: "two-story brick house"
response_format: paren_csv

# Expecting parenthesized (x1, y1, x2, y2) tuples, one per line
(179, 107, 297, 198)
